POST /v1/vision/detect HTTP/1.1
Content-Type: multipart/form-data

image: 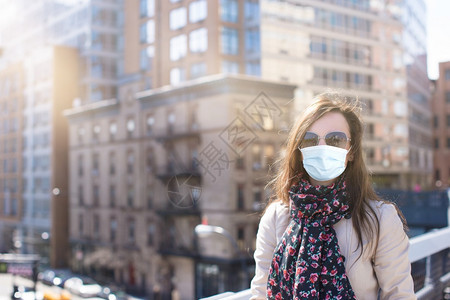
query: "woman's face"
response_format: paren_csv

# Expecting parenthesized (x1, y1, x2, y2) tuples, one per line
(302, 111, 352, 186)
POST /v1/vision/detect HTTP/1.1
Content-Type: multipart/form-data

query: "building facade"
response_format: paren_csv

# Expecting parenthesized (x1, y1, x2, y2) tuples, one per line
(65, 75, 296, 298)
(0, 0, 120, 264)
(431, 61, 450, 189)
(258, 0, 432, 189)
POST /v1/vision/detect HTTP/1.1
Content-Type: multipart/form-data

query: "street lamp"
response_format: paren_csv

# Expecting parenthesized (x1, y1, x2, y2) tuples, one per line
(194, 224, 249, 290)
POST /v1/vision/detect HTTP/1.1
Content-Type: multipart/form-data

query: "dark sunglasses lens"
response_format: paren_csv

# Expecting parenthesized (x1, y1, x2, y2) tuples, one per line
(325, 132, 348, 148)
(302, 132, 319, 148)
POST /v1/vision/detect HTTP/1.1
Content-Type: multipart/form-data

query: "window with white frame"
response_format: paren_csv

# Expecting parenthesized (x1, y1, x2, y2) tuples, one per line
(221, 0, 238, 23)
(140, 0, 155, 17)
(170, 68, 186, 85)
(189, 0, 207, 23)
(190, 62, 207, 78)
(140, 46, 154, 70)
(222, 60, 239, 74)
(221, 27, 238, 55)
(170, 7, 187, 30)
(140, 20, 155, 43)
(189, 28, 208, 53)
(170, 34, 187, 61)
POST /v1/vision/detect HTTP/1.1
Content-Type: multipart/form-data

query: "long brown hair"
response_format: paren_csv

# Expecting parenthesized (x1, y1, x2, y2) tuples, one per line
(268, 92, 382, 259)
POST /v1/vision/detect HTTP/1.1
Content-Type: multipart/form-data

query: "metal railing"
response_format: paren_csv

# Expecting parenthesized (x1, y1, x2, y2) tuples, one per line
(201, 226, 450, 300)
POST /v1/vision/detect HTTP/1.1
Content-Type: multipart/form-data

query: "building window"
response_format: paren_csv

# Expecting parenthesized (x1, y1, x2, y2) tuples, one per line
(447, 137, 450, 148)
(128, 219, 136, 244)
(109, 152, 116, 175)
(190, 62, 207, 79)
(189, 0, 207, 23)
(127, 185, 134, 207)
(433, 115, 438, 128)
(446, 91, 450, 103)
(170, 34, 187, 61)
(126, 118, 135, 138)
(140, 0, 155, 17)
(92, 124, 101, 142)
(93, 214, 100, 239)
(109, 121, 117, 140)
(245, 28, 259, 53)
(140, 46, 154, 71)
(78, 185, 84, 206)
(221, 0, 238, 23)
(110, 219, 117, 243)
(189, 28, 208, 53)
(146, 148, 154, 173)
(245, 0, 259, 20)
(78, 154, 84, 176)
(252, 144, 262, 170)
(92, 153, 99, 176)
(445, 69, 450, 80)
(246, 62, 260, 76)
(253, 187, 262, 211)
(237, 184, 244, 209)
(127, 150, 135, 174)
(447, 115, 450, 127)
(435, 169, 440, 181)
(147, 223, 155, 246)
(110, 185, 116, 208)
(170, 67, 185, 85)
(168, 112, 176, 133)
(79, 214, 84, 237)
(237, 226, 245, 250)
(93, 185, 100, 207)
(140, 20, 155, 44)
(435, 138, 439, 149)
(222, 60, 239, 74)
(170, 7, 187, 30)
(221, 27, 238, 55)
(146, 186, 154, 208)
(146, 114, 155, 135)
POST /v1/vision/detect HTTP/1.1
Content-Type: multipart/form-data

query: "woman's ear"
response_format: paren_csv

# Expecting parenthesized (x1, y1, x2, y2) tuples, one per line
(347, 151, 354, 162)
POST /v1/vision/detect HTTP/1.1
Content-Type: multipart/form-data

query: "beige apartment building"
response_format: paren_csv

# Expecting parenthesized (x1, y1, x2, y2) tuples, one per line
(257, 0, 432, 189)
(127, 0, 432, 189)
(65, 74, 296, 298)
(431, 61, 450, 189)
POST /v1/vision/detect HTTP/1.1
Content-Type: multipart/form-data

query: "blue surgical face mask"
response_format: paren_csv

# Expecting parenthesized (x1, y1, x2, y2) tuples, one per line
(300, 145, 348, 182)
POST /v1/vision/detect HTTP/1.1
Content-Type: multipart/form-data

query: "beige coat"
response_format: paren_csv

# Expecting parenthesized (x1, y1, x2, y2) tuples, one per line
(250, 200, 416, 299)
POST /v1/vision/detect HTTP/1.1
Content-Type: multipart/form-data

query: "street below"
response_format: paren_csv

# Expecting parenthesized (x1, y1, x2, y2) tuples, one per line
(0, 273, 83, 300)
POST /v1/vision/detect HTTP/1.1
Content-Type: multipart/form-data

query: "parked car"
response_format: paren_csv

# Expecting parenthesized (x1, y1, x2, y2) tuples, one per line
(38, 269, 73, 287)
(97, 286, 128, 300)
(63, 276, 102, 298)
(11, 285, 43, 300)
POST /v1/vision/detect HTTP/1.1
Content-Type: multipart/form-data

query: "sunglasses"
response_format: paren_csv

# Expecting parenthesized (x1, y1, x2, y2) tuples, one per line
(300, 131, 351, 149)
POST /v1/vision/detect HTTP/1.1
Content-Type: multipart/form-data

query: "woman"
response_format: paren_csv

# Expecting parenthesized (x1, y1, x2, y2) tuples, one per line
(250, 93, 415, 299)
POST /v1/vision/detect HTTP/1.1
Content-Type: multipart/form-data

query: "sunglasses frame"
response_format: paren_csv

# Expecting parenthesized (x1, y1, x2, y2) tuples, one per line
(299, 131, 351, 149)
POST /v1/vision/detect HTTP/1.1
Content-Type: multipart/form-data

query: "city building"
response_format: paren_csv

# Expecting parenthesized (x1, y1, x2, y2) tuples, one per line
(0, 46, 77, 268)
(65, 74, 296, 298)
(0, 0, 435, 298)
(0, 0, 120, 265)
(431, 61, 450, 189)
(131, 0, 432, 189)
(257, 0, 432, 189)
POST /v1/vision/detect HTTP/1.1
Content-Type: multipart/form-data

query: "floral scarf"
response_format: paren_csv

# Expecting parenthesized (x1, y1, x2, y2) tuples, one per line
(267, 177, 356, 299)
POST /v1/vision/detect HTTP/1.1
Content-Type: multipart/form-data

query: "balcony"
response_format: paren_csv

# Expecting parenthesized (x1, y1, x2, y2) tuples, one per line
(201, 226, 450, 299)
(148, 124, 200, 143)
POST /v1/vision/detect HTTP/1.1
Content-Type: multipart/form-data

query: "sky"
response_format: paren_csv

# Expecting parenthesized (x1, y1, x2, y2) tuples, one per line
(426, 0, 450, 79)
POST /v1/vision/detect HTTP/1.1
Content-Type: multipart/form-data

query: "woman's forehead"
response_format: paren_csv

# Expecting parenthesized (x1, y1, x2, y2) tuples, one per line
(308, 112, 350, 134)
